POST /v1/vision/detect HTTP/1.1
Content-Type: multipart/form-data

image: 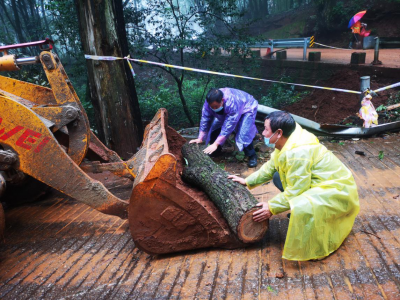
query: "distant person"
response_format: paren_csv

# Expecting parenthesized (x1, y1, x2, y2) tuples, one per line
(349, 20, 361, 49)
(349, 21, 368, 49)
(190, 88, 259, 167)
(228, 111, 360, 261)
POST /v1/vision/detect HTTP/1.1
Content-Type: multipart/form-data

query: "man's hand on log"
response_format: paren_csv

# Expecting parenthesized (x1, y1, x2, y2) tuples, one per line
(228, 175, 246, 186)
(253, 202, 272, 222)
(189, 138, 204, 144)
(203, 143, 218, 154)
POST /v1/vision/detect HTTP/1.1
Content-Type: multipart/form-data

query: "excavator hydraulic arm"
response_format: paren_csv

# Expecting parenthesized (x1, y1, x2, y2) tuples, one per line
(0, 40, 242, 254)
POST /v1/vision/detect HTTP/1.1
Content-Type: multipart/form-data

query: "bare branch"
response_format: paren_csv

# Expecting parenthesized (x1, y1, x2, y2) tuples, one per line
(166, 0, 182, 36)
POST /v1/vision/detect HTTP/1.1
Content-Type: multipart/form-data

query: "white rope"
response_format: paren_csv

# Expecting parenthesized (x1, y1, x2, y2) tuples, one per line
(314, 42, 353, 51)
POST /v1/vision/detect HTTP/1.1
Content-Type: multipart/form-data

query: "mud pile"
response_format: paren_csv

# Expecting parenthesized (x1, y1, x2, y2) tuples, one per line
(283, 70, 391, 124)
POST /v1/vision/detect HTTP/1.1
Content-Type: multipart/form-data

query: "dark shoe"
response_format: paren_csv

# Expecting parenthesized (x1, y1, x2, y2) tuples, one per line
(287, 213, 291, 219)
(247, 154, 257, 168)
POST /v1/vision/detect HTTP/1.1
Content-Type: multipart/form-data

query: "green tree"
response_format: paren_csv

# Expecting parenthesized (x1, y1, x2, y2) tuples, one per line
(125, 0, 258, 126)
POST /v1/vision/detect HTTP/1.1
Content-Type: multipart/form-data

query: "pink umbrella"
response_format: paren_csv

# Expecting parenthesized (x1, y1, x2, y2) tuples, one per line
(348, 10, 367, 28)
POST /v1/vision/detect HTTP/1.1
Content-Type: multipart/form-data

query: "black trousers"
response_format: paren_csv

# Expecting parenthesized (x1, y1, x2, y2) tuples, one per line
(273, 172, 290, 218)
(352, 33, 360, 43)
(210, 128, 256, 157)
(273, 172, 284, 192)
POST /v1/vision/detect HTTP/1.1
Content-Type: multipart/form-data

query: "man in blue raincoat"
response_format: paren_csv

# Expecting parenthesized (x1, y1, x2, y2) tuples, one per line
(190, 88, 259, 167)
(229, 111, 360, 261)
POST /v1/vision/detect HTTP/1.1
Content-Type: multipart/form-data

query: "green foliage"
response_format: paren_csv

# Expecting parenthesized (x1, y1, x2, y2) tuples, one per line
(267, 285, 277, 295)
(136, 74, 212, 127)
(234, 151, 245, 162)
(45, 0, 83, 58)
(0, 0, 94, 127)
(218, 162, 226, 170)
(259, 77, 308, 109)
(376, 104, 387, 112)
(314, 0, 370, 35)
(5, 65, 49, 87)
(263, 19, 307, 39)
(387, 91, 400, 106)
(378, 150, 384, 160)
(227, 150, 246, 162)
(381, 91, 400, 122)
(125, 0, 251, 62)
(124, 0, 263, 125)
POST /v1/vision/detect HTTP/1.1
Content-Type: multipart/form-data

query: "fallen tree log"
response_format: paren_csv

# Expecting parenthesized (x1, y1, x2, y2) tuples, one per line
(387, 103, 400, 111)
(181, 143, 268, 243)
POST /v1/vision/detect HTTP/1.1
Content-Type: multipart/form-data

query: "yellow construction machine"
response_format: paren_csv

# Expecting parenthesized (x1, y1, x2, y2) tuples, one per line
(0, 39, 244, 254)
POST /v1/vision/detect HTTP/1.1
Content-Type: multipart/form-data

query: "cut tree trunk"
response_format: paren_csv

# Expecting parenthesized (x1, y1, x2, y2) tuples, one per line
(181, 143, 268, 243)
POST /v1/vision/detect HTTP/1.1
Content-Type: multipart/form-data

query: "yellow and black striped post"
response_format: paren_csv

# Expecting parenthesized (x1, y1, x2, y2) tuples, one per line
(309, 36, 315, 48)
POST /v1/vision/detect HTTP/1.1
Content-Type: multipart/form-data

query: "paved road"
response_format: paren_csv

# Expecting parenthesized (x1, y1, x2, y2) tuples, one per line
(257, 48, 400, 68)
(1, 134, 400, 299)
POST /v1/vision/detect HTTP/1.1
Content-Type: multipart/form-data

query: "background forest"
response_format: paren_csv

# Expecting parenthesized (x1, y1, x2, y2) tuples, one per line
(1, 0, 399, 132)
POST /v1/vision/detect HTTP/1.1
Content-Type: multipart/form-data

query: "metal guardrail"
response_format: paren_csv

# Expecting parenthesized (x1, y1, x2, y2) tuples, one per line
(256, 104, 400, 138)
(379, 37, 400, 48)
(250, 37, 312, 60)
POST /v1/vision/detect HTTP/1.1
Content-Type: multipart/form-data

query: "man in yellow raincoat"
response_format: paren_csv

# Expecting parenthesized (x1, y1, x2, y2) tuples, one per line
(229, 111, 360, 261)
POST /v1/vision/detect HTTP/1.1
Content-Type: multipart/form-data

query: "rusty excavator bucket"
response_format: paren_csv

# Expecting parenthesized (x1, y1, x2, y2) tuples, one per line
(82, 109, 241, 254)
(0, 40, 240, 254)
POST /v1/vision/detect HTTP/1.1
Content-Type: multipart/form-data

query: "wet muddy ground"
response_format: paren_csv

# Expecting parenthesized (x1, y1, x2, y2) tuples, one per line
(282, 68, 395, 124)
(0, 133, 400, 299)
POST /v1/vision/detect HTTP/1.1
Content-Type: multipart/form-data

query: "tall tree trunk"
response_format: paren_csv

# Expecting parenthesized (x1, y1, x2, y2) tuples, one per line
(75, 0, 144, 159)
(0, 8, 11, 40)
(24, 0, 42, 42)
(39, 0, 58, 55)
(10, 0, 25, 44)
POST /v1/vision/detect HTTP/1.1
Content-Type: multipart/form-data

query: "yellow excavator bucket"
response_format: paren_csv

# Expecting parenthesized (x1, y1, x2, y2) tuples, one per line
(0, 43, 241, 254)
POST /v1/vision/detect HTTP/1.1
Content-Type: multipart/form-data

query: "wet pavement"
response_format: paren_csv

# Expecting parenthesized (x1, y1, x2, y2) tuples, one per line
(0, 133, 399, 299)
(256, 48, 400, 69)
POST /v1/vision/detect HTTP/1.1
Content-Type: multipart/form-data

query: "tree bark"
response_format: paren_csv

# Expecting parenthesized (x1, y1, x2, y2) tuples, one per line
(0, 202, 4, 239)
(181, 143, 268, 243)
(10, 0, 25, 44)
(0, 7, 11, 40)
(75, 0, 144, 159)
